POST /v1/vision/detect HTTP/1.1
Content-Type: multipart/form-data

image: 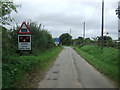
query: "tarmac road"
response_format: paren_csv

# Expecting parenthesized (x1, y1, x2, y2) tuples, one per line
(38, 47, 115, 88)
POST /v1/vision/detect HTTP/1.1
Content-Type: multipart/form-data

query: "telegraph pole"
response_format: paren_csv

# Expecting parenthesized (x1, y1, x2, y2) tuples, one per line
(118, 1, 120, 41)
(116, 1, 120, 40)
(101, 0, 104, 49)
(70, 28, 71, 35)
(83, 22, 85, 39)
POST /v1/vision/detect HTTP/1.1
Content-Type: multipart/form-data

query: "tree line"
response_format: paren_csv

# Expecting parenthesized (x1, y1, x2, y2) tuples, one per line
(59, 33, 119, 49)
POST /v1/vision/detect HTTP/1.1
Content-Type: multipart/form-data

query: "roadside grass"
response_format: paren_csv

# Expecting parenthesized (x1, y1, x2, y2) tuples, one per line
(2, 46, 63, 88)
(73, 45, 119, 86)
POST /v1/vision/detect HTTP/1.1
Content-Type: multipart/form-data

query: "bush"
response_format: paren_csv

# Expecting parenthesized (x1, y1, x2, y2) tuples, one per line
(2, 21, 54, 57)
(2, 21, 56, 88)
(2, 47, 62, 88)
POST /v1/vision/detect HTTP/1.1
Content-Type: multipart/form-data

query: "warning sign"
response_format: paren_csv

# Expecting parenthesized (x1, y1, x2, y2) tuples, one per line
(17, 22, 31, 34)
(18, 35, 31, 50)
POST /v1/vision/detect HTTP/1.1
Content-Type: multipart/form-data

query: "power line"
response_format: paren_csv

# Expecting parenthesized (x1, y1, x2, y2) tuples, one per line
(82, 0, 101, 39)
(84, 0, 101, 23)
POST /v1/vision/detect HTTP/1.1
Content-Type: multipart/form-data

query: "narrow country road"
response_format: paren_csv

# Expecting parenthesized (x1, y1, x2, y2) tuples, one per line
(38, 47, 115, 88)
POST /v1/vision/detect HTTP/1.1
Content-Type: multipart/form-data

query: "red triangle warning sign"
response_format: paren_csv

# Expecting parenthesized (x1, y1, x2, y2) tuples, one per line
(17, 22, 31, 34)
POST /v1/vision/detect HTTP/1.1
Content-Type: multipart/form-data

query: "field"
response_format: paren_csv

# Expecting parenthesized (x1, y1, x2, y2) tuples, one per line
(2, 47, 63, 88)
(74, 45, 119, 86)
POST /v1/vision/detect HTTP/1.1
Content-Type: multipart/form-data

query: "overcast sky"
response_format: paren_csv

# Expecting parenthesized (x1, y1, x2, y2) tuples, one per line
(7, 0, 119, 40)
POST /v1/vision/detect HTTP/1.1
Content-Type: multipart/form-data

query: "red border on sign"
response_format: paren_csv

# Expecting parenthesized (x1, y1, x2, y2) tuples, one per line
(17, 22, 31, 34)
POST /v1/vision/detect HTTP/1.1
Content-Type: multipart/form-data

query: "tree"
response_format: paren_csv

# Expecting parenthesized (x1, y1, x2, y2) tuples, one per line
(27, 21, 54, 53)
(1, 0, 20, 25)
(78, 37, 84, 44)
(59, 33, 72, 45)
(97, 36, 113, 47)
(84, 38, 92, 44)
(92, 37, 98, 44)
(74, 36, 84, 45)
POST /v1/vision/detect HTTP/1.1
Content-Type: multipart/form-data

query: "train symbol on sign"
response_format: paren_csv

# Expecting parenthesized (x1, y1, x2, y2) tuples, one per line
(17, 22, 31, 34)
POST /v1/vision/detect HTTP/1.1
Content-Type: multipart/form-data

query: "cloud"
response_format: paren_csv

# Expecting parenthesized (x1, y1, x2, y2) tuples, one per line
(7, 0, 119, 40)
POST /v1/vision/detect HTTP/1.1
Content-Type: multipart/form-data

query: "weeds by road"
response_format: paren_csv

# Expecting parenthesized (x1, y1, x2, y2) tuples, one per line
(2, 47, 63, 88)
(73, 45, 119, 87)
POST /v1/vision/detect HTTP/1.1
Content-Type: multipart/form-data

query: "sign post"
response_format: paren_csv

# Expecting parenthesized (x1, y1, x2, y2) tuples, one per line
(54, 38, 60, 46)
(17, 22, 31, 50)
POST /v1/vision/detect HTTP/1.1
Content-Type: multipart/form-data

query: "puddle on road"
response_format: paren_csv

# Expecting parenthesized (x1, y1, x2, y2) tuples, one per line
(56, 64, 60, 66)
(46, 78, 58, 80)
(53, 78, 58, 80)
(46, 78, 51, 80)
(52, 71, 59, 74)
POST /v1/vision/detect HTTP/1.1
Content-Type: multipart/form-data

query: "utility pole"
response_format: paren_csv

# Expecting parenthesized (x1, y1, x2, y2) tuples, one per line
(83, 22, 85, 39)
(116, 1, 120, 19)
(101, 0, 104, 49)
(116, 1, 120, 41)
(43, 25, 45, 29)
(70, 28, 71, 35)
(115, 1, 120, 45)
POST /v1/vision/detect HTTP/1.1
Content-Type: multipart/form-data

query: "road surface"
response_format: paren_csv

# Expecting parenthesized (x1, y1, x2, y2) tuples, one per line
(38, 47, 115, 88)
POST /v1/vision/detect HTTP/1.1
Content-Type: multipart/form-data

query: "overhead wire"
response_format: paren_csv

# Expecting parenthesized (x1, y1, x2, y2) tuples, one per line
(82, 0, 101, 38)
(84, 0, 101, 23)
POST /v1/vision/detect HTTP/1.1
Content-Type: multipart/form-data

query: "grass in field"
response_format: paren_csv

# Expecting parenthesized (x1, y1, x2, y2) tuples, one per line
(2, 46, 63, 88)
(74, 45, 118, 86)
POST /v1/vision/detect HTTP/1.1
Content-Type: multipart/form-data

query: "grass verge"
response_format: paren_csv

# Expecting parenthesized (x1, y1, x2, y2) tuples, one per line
(2, 46, 63, 88)
(73, 45, 119, 87)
